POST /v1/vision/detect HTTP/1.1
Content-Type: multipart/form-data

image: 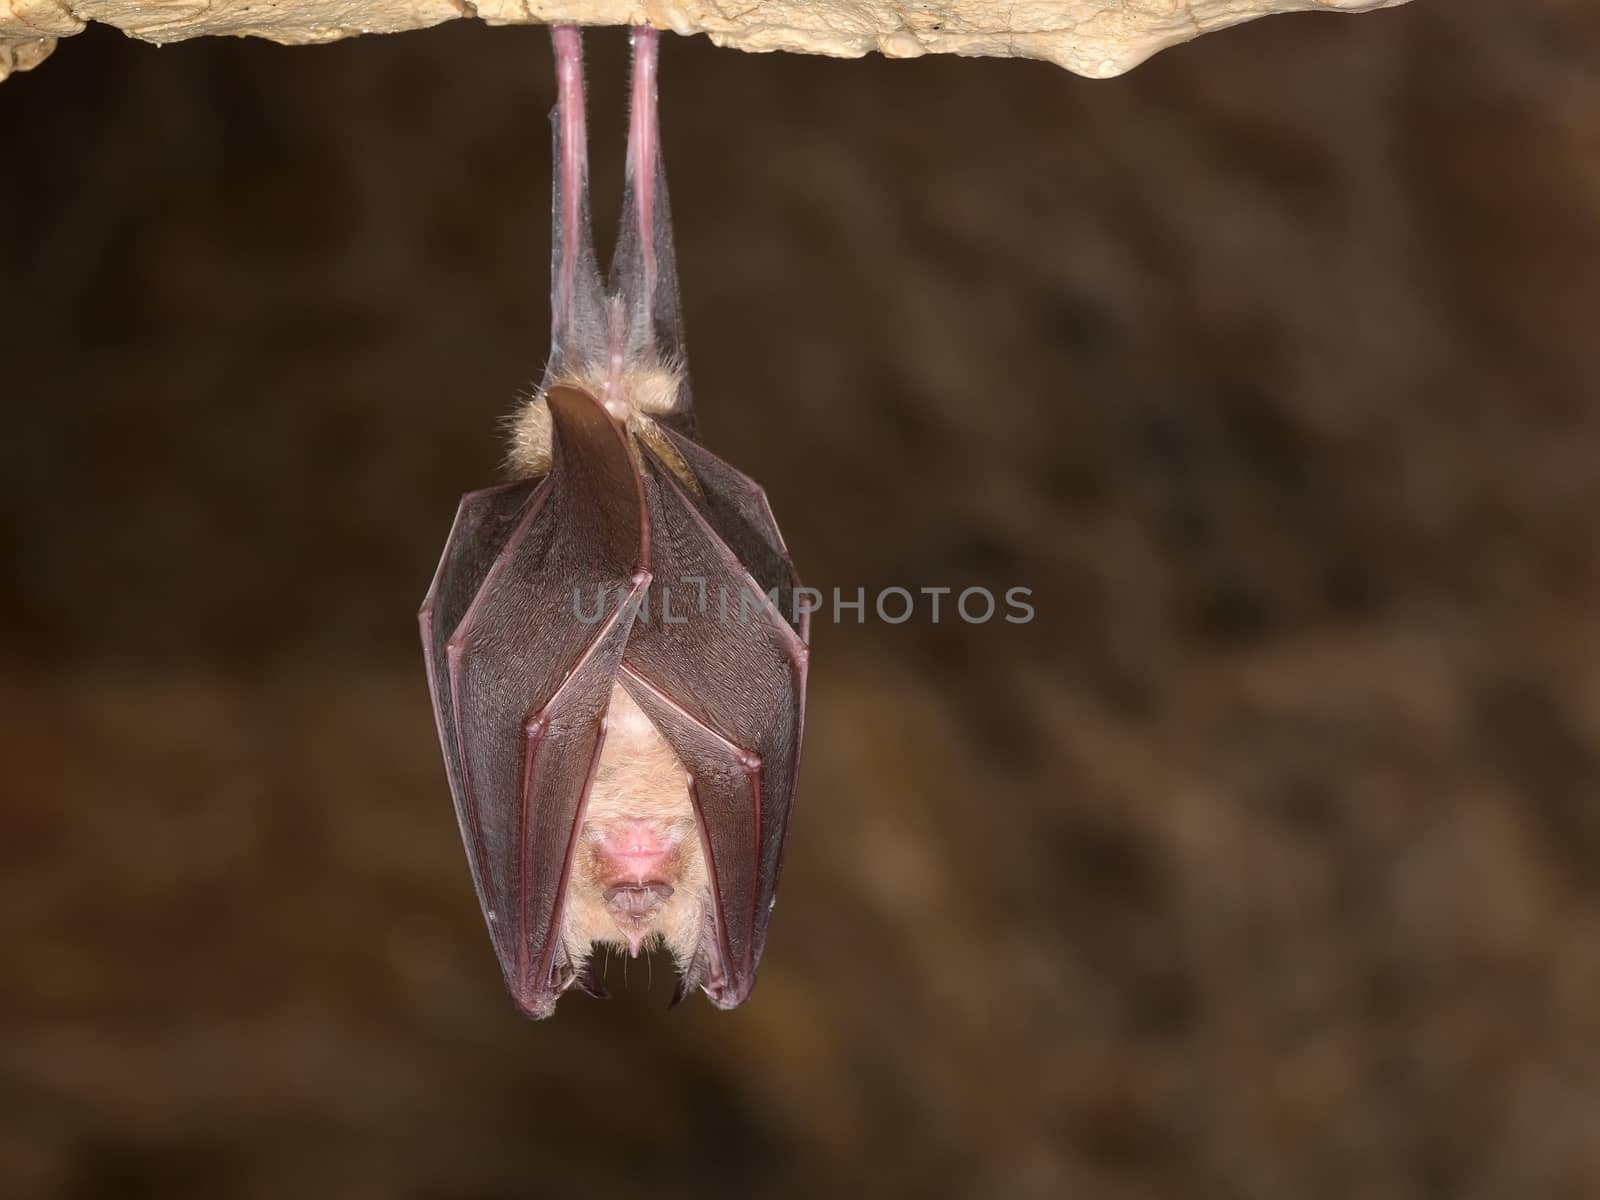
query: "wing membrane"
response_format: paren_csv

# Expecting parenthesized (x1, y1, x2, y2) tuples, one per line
(426, 386, 648, 1016)
(622, 445, 807, 1006)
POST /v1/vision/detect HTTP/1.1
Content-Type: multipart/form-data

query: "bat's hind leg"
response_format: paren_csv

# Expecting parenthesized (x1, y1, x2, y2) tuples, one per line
(609, 25, 695, 433)
(517, 24, 691, 478)
(547, 24, 606, 387)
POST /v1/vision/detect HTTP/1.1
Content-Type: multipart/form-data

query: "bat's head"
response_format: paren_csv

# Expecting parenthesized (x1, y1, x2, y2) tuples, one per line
(555, 683, 727, 1000)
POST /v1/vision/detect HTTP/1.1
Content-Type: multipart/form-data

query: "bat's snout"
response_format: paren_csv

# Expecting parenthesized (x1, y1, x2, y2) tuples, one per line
(604, 882, 675, 917)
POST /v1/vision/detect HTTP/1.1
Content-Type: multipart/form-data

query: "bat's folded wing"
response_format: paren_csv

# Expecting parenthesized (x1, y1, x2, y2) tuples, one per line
(420, 475, 542, 951)
(420, 386, 649, 1017)
(659, 428, 809, 644)
(622, 439, 809, 1008)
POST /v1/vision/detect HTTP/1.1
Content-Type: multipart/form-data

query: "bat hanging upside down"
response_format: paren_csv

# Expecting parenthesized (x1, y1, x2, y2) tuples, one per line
(419, 25, 810, 1018)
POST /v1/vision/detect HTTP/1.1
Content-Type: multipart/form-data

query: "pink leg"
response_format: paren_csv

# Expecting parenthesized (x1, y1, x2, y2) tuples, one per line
(550, 24, 593, 374)
(627, 26, 661, 348)
(608, 24, 689, 389)
(545, 24, 690, 422)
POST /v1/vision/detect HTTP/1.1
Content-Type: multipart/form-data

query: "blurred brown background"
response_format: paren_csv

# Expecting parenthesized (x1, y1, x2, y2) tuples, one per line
(3, 3, 1599, 1196)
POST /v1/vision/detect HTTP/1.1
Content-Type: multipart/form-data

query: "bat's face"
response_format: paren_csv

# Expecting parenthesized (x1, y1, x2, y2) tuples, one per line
(560, 683, 716, 968)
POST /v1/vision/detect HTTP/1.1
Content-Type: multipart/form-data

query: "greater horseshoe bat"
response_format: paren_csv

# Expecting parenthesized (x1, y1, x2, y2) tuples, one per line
(419, 25, 809, 1018)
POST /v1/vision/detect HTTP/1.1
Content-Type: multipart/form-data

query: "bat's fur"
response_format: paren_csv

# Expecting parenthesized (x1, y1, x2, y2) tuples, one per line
(560, 681, 715, 974)
(507, 366, 686, 479)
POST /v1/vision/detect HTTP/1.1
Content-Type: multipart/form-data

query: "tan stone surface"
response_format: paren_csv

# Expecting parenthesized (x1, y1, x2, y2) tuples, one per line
(0, 0, 1411, 78)
(0, 36, 57, 80)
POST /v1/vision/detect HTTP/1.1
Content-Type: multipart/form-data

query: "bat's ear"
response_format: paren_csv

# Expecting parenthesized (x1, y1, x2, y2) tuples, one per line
(513, 948, 592, 1017)
(574, 958, 610, 1000)
(668, 907, 751, 1010)
(670, 933, 718, 1009)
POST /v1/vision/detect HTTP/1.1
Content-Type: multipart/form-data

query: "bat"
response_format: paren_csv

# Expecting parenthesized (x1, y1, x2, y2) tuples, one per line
(419, 25, 810, 1019)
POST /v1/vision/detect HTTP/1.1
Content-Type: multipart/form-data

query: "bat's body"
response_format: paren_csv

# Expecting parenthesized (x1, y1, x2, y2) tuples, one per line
(420, 26, 809, 1018)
